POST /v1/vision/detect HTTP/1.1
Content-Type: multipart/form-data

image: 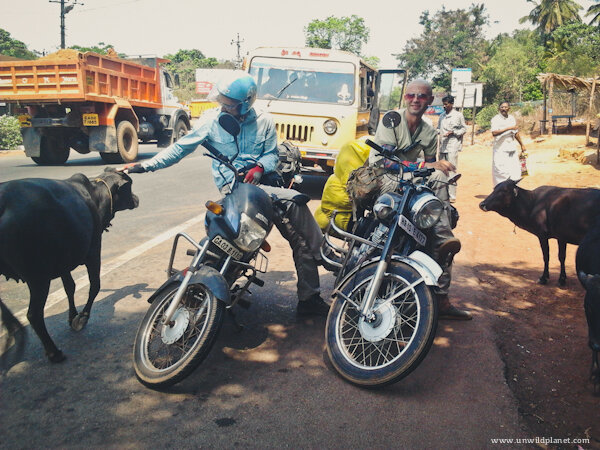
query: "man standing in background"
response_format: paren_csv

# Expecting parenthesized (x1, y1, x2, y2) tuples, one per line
(490, 101, 526, 186)
(437, 95, 467, 203)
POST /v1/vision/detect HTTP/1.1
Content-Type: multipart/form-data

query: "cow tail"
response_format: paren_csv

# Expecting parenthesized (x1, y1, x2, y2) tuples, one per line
(0, 297, 26, 371)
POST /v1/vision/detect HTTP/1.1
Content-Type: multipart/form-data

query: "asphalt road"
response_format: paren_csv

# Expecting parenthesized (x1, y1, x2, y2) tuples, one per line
(0, 147, 525, 448)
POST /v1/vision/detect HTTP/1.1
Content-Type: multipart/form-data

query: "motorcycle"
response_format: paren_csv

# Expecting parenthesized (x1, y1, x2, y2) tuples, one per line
(133, 113, 288, 389)
(320, 111, 457, 387)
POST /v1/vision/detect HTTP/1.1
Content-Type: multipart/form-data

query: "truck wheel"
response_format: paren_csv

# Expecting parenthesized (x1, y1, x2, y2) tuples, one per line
(173, 120, 189, 142)
(116, 120, 139, 163)
(31, 135, 70, 165)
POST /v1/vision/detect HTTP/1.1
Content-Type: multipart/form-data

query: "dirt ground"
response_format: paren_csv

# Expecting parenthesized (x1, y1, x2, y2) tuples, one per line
(455, 124, 600, 448)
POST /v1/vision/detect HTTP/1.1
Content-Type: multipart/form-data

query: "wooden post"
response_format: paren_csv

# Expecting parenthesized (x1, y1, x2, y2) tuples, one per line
(471, 105, 477, 146)
(586, 78, 597, 146)
(597, 127, 600, 164)
(542, 79, 547, 134)
(548, 78, 554, 136)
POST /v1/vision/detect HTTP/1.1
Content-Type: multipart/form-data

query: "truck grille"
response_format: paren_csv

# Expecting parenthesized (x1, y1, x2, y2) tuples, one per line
(275, 123, 314, 142)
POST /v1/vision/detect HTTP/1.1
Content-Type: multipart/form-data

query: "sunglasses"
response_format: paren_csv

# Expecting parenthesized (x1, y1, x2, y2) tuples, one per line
(404, 93, 430, 101)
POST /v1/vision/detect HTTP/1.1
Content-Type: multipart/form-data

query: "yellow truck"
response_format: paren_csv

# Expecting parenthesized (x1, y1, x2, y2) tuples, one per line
(0, 50, 191, 164)
(244, 47, 406, 173)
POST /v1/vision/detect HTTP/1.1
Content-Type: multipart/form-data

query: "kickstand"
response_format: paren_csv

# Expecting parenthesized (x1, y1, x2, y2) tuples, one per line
(227, 309, 245, 332)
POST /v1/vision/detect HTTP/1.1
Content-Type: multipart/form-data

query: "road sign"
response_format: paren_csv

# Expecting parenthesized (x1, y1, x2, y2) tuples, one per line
(451, 68, 472, 98)
(456, 82, 483, 108)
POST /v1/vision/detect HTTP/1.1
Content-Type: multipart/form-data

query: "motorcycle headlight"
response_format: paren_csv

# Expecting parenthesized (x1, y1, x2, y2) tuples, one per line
(410, 194, 443, 229)
(234, 213, 268, 252)
(373, 193, 397, 222)
(323, 119, 337, 135)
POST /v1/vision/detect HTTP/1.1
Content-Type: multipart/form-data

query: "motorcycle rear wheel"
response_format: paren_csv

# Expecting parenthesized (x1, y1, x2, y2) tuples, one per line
(133, 283, 224, 389)
(326, 261, 437, 387)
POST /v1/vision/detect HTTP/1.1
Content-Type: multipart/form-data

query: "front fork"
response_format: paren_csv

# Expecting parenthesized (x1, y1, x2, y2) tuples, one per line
(359, 219, 399, 321)
(162, 234, 208, 326)
(161, 233, 233, 326)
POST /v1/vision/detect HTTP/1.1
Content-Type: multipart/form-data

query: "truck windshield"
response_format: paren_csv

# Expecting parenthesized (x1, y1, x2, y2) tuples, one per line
(249, 57, 355, 105)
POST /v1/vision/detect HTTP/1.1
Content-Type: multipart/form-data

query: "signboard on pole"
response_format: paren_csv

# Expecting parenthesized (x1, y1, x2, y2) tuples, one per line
(456, 82, 483, 108)
(451, 68, 472, 98)
(195, 69, 237, 95)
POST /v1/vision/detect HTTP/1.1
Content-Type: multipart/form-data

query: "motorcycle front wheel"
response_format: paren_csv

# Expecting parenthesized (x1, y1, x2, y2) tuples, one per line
(326, 261, 437, 387)
(133, 283, 224, 389)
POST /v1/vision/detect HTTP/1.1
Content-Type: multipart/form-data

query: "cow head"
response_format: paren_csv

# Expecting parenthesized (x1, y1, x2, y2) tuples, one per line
(479, 179, 522, 214)
(97, 167, 140, 213)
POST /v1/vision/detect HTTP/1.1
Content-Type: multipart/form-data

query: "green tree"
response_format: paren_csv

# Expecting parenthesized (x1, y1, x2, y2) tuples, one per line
(0, 28, 37, 59)
(585, 0, 600, 26)
(363, 56, 380, 68)
(479, 30, 544, 102)
(545, 22, 600, 75)
(69, 42, 126, 57)
(519, 0, 582, 35)
(162, 49, 219, 102)
(0, 115, 23, 150)
(304, 15, 369, 55)
(394, 4, 489, 91)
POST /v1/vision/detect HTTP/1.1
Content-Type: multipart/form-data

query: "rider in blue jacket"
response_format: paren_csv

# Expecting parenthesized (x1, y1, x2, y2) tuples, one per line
(121, 72, 329, 316)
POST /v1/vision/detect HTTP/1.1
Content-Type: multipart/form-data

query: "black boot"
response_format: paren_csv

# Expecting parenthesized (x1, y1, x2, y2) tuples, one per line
(297, 294, 330, 317)
(438, 294, 472, 321)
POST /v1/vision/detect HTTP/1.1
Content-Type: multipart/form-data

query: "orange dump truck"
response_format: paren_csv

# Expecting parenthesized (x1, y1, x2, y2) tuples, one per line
(0, 50, 191, 164)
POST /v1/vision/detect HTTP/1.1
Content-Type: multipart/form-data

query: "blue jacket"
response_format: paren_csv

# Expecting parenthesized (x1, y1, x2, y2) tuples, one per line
(142, 107, 279, 190)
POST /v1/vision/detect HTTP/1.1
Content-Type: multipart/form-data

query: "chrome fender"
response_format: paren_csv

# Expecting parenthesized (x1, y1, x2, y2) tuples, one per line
(334, 251, 442, 292)
(393, 251, 442, 286)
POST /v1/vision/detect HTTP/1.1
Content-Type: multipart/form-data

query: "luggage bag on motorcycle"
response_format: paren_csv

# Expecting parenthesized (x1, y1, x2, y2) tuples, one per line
(261, 140, 301, 187)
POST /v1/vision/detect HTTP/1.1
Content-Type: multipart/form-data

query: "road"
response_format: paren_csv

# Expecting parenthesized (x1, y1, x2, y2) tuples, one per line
(0, 147, 524, 448)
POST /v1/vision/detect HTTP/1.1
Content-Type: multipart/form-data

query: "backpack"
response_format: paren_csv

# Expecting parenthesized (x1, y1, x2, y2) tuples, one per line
(345, 164, 386, 219)
(261, 141, 302, 187)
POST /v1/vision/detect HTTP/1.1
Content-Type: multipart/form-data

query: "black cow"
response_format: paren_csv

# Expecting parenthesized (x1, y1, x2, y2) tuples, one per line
(0, 168, 138, 362)
(479, 179, 600, 286)
(576, 222, 600, 394)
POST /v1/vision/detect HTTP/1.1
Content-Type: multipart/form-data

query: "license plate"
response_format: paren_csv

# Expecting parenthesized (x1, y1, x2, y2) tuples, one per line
(212, 235, 243, 259)
(82, 113, 99, 126)
(18, 114, 31, 127)
(398, 215, 427, 247)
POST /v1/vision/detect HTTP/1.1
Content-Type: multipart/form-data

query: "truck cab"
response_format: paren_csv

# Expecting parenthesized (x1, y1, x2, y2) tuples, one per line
(245, 47, 406, 173)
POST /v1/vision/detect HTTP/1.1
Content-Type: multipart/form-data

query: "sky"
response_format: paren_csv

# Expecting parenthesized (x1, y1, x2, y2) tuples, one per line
(2, 0, 597, 67)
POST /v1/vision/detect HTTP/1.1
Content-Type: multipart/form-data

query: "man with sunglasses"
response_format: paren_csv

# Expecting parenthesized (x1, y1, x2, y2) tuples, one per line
(369, 79, 472, 320)
(120, 72, 330, 317)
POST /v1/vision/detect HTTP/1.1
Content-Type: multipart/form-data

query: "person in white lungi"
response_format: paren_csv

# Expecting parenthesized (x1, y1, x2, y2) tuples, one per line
(490, 101, 526, 186)
(438, 95, 467, 202)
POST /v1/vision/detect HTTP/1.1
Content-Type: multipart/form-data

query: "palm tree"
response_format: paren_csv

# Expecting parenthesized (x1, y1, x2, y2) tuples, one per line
(586, 0, 600, 27)
(519, 0, 583, 34)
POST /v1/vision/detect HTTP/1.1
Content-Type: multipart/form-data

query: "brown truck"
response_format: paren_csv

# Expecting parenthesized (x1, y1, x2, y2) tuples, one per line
(0, 50, 191, 164)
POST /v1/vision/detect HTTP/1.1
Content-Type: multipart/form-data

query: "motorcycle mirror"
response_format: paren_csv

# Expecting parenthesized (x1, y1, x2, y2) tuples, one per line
(218, 113, 241, 137)
(382, 111, 402, 129)
(448, 173, 462, 185)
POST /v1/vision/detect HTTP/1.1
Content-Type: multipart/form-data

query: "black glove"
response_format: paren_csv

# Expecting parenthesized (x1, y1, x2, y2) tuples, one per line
(121, 163, 145, 174)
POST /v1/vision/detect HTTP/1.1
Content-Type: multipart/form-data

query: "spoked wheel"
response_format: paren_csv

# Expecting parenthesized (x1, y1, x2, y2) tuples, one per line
(326, 261, 437, 387)
(133, 283, 224, 389)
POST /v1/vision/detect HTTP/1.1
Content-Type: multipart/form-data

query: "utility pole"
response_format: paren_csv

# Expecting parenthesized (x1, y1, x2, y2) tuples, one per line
(231, 33, 244, 69)
(49, 0, 84, 49)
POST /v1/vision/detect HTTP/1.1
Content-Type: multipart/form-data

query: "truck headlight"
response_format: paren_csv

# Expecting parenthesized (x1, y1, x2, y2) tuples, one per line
(234, 213, 268, 252)
(410, 194, 443, 229)
(323, 119, 337, 135)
